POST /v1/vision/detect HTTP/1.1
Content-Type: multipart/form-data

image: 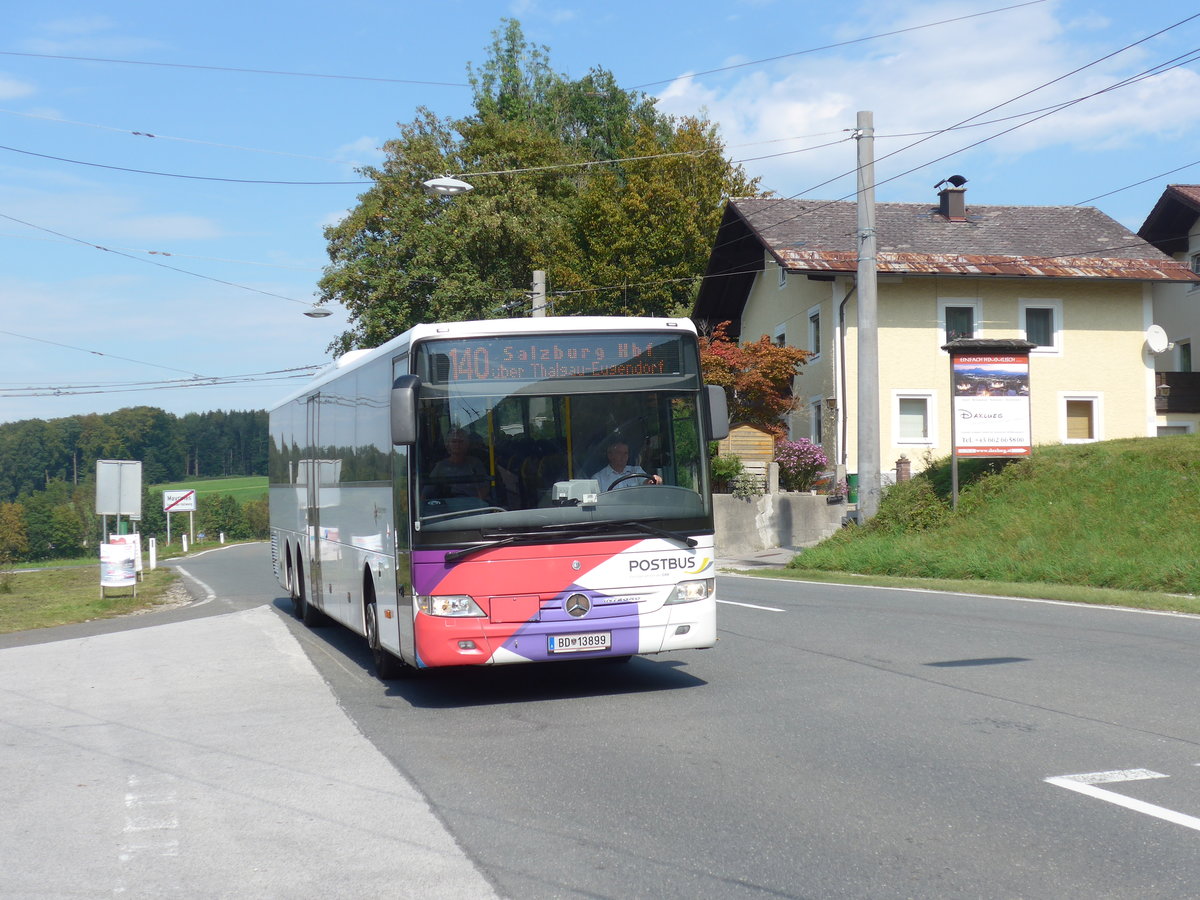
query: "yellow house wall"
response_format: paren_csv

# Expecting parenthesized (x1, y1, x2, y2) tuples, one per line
(737, 254, 839, 448)
(735, 256, 1158, 477)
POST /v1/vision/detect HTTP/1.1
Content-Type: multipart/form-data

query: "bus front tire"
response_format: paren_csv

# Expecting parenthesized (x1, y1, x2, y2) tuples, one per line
(366, 601, 408, 680)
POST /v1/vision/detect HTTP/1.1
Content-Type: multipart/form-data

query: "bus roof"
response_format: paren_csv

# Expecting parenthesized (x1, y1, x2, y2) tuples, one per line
(270, 316, 698, 411)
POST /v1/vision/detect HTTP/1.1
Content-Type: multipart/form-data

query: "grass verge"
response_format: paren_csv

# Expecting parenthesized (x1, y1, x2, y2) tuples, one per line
(0, 566, 185, 634)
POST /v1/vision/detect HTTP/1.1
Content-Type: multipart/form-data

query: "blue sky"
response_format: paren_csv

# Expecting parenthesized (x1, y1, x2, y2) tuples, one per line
(2, 0, 1198, 424)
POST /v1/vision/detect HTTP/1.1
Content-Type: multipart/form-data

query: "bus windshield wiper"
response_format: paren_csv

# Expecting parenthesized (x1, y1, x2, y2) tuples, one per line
(580, 520, 697, 547)
(443, 525, 577, 563)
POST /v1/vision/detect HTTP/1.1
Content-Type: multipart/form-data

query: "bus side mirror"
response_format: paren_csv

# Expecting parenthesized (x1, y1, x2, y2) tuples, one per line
(705, 384, 730, 441)
(390, 375, 420, 445)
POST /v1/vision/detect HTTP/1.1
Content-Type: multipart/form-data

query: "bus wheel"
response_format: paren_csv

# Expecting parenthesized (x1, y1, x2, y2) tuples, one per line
(365, 601, 406, 680)
(292, 555, 306, 619)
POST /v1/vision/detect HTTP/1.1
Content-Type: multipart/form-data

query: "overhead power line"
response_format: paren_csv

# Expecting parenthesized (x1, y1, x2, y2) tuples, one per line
(0, 212, 316, 307)
(631, 0, 1050, 89)
(0, 49, 469, 87)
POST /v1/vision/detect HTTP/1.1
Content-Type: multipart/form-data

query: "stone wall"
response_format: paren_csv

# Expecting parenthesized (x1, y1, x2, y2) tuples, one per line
(713, 492, 846, 556)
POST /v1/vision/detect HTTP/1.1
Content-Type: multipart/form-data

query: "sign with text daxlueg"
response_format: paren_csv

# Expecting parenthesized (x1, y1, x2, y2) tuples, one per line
(944, 339, 1036, 508)
(951, 352, 1032, 457)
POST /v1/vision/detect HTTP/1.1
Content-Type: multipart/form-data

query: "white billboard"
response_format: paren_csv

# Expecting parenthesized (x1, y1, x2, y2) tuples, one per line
(95, 460, 143, 517)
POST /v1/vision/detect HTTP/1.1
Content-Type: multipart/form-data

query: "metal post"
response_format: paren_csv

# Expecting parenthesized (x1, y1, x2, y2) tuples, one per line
(855, 111, 881, 521)
(531, 270, 546, 317)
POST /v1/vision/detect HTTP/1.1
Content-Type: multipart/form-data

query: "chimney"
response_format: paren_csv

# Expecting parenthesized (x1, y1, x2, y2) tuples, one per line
(935, 175, 968, 221)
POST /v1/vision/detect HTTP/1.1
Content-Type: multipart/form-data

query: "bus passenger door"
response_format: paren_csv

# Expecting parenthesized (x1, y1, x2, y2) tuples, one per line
(305, 394, 324, 611)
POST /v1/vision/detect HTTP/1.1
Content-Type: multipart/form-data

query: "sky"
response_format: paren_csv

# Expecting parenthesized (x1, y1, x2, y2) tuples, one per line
(2, 0, 1198, 425)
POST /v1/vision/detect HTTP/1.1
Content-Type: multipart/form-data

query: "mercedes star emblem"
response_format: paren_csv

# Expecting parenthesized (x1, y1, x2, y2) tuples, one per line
(565, 593, 591, 618)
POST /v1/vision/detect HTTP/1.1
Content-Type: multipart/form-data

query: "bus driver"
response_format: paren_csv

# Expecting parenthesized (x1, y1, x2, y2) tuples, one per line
(591, 439, 661, 491)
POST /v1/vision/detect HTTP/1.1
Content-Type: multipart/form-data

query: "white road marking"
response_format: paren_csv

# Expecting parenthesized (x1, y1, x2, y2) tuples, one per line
(173, 566, 216, 606)
(717, 599, 785, 612)
(1045, 769, 1200, 832)
(725, 574, 1200, 620)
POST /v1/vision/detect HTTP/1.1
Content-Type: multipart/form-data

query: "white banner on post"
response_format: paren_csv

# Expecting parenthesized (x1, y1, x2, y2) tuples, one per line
(100, 542, 137, 588)
(109, 533, 143, 572)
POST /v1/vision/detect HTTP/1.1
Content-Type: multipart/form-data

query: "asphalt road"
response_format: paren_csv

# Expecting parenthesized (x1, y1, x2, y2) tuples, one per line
(6, 543, 1200, 898)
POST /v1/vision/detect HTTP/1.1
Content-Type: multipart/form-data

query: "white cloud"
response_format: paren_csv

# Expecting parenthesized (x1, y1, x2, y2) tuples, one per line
(333, 136, 385, 171)
(0, 75, 36, 101)
(655, 1, 1200, 199)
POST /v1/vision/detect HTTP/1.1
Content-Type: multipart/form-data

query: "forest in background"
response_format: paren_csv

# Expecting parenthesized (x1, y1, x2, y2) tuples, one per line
(0, 407, 268, 562)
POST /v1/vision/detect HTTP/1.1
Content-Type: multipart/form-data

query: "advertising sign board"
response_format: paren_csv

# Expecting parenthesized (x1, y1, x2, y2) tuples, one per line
(951, 353, 1032, 458)
(100, 542, 137, 588)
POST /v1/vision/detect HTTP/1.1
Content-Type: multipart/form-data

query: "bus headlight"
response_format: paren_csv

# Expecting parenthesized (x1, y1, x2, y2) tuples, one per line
(417, 595, 486, 617)
(665, 578, 715, 604)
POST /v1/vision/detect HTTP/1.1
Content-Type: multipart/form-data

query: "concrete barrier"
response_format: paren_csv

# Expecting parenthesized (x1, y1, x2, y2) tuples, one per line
(713, 492, 846, 556)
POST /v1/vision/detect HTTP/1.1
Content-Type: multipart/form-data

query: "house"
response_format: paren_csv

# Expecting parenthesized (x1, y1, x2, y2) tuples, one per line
(1137, 184, 1200, 433)
(693, 183, 1200, 481)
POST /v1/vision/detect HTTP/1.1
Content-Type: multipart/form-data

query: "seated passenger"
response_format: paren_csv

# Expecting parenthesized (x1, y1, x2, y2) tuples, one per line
(424, 428, 488, 500)
(591, 439, 661, 491)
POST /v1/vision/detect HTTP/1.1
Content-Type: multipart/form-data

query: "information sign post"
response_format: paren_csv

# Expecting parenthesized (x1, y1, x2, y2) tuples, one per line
(943, 339, 1036, 508)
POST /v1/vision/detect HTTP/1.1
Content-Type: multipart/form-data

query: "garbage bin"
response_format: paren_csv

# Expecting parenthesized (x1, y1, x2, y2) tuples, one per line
(847, 473, 859, 504)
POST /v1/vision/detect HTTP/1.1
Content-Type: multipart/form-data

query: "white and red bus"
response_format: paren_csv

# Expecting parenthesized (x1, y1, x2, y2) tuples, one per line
(269, 316, 728, 677)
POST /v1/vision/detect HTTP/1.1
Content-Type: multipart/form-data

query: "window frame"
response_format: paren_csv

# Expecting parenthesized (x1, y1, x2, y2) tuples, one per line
(892, 390, 937, 446)
(1020, 298, 1063, 356)
(1059, 392, 1103, 444)
(806, 304, 822, 360)
(937, 298, 981, 349)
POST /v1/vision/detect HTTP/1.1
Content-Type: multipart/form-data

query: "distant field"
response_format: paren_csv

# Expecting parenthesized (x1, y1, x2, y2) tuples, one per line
(154, 475, 267, 503)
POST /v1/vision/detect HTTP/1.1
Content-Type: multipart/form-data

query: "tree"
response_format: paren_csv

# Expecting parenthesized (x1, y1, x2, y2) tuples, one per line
(316, 18, 760, 348)
(0, 501, 29, 564)
(699, 322, 810, 439)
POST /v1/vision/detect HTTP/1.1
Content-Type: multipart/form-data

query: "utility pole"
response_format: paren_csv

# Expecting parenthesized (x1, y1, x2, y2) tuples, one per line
(531, 270, 547, 317)
(855, 110, 881, 521)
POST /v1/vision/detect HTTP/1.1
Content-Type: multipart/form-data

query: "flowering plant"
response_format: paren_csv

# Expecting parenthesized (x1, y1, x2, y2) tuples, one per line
(774, 439, 828, 491)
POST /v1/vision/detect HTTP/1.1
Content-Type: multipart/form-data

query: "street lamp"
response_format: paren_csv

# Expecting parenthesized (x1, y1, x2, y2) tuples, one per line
(304, 304, 332, 318)
(422, 176, 474, 197)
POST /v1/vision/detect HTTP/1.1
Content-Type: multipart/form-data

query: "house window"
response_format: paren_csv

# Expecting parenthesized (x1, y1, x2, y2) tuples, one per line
(938, 299, 980, 347)
(773, 324, 786, 347)
(1061, 394, 1102, 443)
(810, 398, 823, 445)
(778, 265, 788, 289)
(1020, 299, 1062, 354)
(807, 304, 821, 358)
(894, 391, 937, 445)
(1179, 340, 1192, 372)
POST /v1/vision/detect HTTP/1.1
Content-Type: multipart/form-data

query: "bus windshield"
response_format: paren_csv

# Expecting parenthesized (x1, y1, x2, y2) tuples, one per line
(414, 388, 709, 537)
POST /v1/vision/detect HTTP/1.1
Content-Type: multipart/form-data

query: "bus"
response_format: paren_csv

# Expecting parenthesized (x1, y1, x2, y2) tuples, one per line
(268, 316, 729, 677)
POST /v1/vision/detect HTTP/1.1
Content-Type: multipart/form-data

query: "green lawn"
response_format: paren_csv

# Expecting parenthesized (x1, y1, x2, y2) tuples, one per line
(0, 566, 183, 634)
(154, 475, 267, 503)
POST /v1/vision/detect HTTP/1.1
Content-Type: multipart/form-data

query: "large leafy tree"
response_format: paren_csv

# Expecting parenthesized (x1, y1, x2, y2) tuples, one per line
(317, 19, 760, 352)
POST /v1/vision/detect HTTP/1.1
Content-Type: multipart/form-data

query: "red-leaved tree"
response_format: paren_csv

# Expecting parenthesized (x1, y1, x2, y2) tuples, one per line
(699, 321, 810, 439)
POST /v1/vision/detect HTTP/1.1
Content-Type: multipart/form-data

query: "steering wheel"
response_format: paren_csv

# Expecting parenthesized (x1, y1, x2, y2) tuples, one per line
(607, 471, 655, 491)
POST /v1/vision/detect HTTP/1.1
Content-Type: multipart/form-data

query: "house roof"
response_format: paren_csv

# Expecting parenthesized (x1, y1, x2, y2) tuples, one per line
(695, 196, 1199, 334)
(1138, 184, 1200, 256)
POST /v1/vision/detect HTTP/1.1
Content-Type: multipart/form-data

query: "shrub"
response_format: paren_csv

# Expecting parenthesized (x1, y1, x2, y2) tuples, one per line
(775, 439, 828, 491)
(709, 454, 744, 493)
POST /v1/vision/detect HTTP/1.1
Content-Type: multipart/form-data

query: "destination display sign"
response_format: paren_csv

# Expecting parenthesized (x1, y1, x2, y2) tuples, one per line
(416, 333, 692, 384)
